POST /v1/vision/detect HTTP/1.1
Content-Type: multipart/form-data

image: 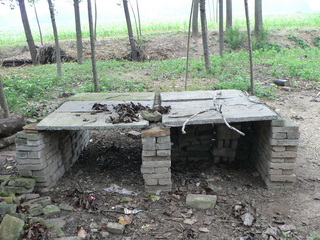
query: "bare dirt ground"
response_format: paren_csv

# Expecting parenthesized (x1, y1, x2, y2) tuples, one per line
(0, 29, 320, 239)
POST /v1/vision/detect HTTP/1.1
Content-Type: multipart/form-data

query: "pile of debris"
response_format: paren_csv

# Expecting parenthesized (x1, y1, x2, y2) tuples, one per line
(92, 102, 171, 124)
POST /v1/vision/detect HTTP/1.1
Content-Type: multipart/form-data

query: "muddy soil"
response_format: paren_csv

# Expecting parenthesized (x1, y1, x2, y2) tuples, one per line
(0, 29, 320, 239)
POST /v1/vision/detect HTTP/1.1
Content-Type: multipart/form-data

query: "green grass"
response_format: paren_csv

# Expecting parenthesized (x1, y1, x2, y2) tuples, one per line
(2, 44, 319, 117)
(1, 13, 319, 46)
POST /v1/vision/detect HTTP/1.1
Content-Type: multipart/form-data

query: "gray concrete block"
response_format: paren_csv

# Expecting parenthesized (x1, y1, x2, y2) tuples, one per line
(186, 194, 217, 209)
(106, 222, 125, 235)
(0, 214, 25, 240)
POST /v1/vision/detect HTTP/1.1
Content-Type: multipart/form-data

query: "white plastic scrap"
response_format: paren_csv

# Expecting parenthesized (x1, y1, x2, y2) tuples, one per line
(104, 184, 138, 196)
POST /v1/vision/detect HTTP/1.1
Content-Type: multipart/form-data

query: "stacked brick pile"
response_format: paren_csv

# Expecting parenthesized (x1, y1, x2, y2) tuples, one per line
(213, 124, 242, 163)
(251, 117, 299, 190)
(140, 126, 172, 192)
(15, 129, 90, 190)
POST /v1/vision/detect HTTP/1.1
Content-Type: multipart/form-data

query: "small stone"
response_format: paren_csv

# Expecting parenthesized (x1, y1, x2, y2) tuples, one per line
(0, 204, 17, 215)
(23, 196, 52, 207)
(264, 227, 280, 237)
(186, 194, 217, 210)
(107, 222, 125, 235)
(28, 203, 44, 216)
(313, 192, 320, 200)
(0, 214, 25, 240)
(140, 110, 162, 122)
(127, 130, 141, 138)
(46, 218, 66, 228)
(58, 203, 74, 211)
(43, 205, 61, 216)
(100, 231, 109, 238)
(183, 218, 197, 225)
(8, 178, 36, 189)
(241, 212, 255, 226)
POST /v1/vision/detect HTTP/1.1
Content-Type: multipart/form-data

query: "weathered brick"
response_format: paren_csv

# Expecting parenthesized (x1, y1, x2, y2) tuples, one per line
(145, 178, 158, 185)
(269, 169, 282, 175)
(142, 142, 156, 151)
(272, 146, 286, 152)
(156, 143, 172, 150)
(154, 167, 170, 174)
(157, 150, 171, 157)
(286, 146, 298, 151)
(272, 126, 299, 133)
(141, 126, 170, 137)
(141, 167, 155, 174)
(143, 173, 171, 179)
(271, 151, 297, 158)
(272, 132, 287, 139)
(269, 162, 295, 170)
(269, 174, 296, 182)
(156, 136, 171, 143)
(142, 150, 156, 157)
(270, 139, 299, 146)
(287, 132, 300, 139)
(283, 170, 294, 175)
(16, 152, 28, 159)
(159, 178, 172, 185)
(142, 161, 171, 168)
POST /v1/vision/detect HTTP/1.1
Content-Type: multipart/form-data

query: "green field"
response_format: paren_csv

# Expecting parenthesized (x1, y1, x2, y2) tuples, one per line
(1, 14, 320, 118)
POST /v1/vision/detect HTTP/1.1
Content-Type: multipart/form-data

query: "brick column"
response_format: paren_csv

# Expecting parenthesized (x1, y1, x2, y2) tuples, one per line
(267, 117, 299, 190)
(213, 124, 241, 163)
(251, 117, 299, 190)
(141, 126, 172, 193)
(15, 126, 90, 191)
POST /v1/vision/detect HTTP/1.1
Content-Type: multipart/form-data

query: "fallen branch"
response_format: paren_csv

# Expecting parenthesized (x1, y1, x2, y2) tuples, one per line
(181, 92, 245, 136)
(0, 134, 16, 149)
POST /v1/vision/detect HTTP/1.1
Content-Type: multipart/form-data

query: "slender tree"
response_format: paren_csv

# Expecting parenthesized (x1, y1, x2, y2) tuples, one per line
(192, 0, 199, 38)
(226, 0, 232, 29)
(73, 0, 83, 64)
(47, 0, 62, 76)
(200, 0, 211, 73)
(218, 0, 224, 56)
(18, 0, 38, 65)
(244, 0, 254, 95)
(87, 0, 99, 92)
(136, 0, 142, 36)
(123, 0, 138, 60)
(254, 0, 263, 37)
(94, 0, 97, 41)
(30, 0, 43, 46)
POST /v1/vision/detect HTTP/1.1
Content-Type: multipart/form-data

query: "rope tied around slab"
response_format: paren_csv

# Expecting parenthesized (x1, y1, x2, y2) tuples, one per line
(181, 91, 245, 136)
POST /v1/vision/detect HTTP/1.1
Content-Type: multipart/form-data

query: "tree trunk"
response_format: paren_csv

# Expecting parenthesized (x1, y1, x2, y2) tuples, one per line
(73, 0, 83, 64)
(33, 2, 43, 46)
(0, 114, 25, 138)
(218, 0, 224, 56)
(136, 0, 142, 36)
(94, 0, 97, 41)
(47, 0, 62, 77)
(18, 0, 38, 65)
(0, 75, 10, 118)
(226, 0, 232, 29)
(88, 0, 99, 92)
(200, 0, 211, 73)
(123, 0, 138, 61)
(192, 0, 199, 38)
(244, 0, 255, 95)
(254, 0, 263, 37)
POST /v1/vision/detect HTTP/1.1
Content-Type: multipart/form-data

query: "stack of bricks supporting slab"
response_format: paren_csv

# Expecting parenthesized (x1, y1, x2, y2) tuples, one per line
(213, 124, 241, 163)
(15, 130, 90, 190)
(171, 124, 214, 162)
(250, 117, 299, 190)
(140, 126, 172, 192)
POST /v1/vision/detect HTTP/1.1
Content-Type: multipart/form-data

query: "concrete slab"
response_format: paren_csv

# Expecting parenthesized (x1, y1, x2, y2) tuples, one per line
(36, 112, 149, 130)
(37, 93, 154, 130)
(161, 90, 277, 127)
(68, 92, 155, 101)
